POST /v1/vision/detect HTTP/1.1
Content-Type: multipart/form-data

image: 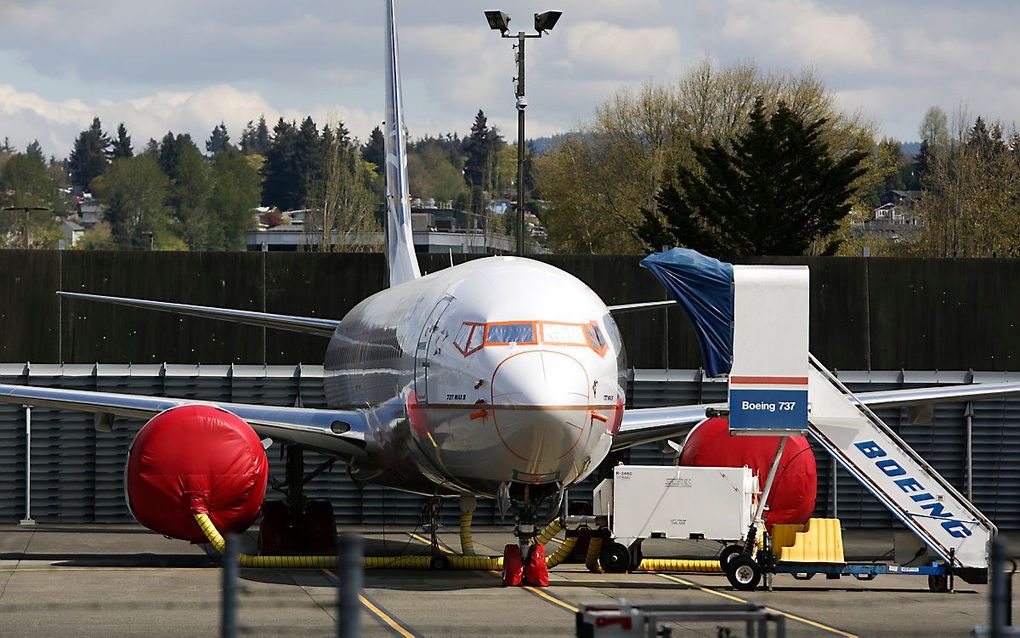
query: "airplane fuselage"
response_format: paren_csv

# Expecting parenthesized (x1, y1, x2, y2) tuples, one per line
(324, 256, 626, 498)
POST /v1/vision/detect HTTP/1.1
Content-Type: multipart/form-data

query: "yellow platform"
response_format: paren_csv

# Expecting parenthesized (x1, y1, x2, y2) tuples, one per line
(771, 518, 845, 564)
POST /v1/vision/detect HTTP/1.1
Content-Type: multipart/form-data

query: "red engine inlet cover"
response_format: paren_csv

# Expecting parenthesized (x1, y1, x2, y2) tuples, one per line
(126, 405, 269, 543)
(678, 417, 816, 529)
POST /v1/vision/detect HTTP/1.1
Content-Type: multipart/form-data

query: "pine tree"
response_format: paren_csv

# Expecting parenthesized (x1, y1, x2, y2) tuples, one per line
(206, 122, 231, 156)
(111, 123, 134, 159)
(463, 110, 489, 191)
(640, 97, 867, 256)
(68, 117, 111, 188)
(294, 116, 322, 202)
(0, 137, 14, 153)
(362, 125, 385, 174)
(262, 118, 301, 209)
(25, 140, 43, 160)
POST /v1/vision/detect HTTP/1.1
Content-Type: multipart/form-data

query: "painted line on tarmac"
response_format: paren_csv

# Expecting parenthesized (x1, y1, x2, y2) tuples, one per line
(656, 573, 859, 638)
(406, 532, 456, 555)
(322, 568, 420, 638)
(0, 566, 211, 573)
(521, 584, 579, 613)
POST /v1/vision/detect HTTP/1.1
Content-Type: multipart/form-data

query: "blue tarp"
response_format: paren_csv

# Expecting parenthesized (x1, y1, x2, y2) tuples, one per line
(640, 249, 734, 377)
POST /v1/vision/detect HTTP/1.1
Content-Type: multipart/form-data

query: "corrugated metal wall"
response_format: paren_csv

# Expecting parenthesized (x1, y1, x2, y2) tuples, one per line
(1, 365, 1017, 529)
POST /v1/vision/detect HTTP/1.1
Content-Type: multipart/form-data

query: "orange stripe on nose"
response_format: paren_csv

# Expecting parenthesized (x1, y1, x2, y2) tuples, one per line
(470, 409, 488, 420)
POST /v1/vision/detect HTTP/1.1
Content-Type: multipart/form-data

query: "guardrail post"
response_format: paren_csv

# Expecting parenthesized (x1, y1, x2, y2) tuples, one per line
(221, 534, 239, 638)
(338, 533, 364, 638)
(19, 405, 34, 526)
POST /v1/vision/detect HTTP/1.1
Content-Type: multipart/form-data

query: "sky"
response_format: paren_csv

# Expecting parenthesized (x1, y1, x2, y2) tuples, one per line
(1, 0, 1019, 158)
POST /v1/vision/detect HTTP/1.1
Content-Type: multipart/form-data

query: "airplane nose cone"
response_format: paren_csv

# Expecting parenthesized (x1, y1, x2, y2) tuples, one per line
(490, 350, 592, 477)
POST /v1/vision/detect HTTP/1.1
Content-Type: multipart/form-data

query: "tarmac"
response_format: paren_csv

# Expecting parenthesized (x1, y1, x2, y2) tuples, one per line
(1, 524, 1016, 637)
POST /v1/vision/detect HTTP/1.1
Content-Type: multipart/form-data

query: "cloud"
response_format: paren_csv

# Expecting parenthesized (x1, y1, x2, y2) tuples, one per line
(0, 83, 382, 157)
(722, 0, 887, 71)
(565, 21, 682, 78)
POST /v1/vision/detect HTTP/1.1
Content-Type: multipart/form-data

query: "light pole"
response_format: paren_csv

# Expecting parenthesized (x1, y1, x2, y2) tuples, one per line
(484, 10, 561, 256)
(2, 205, 50, 249)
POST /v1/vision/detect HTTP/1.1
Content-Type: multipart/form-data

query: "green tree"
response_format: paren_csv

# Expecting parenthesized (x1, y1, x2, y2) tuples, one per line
(69, 117, 111, 188)
(294, 116, 322, 201)
(206, 122, 232, 156)
(111, 123, 134, 159)
(640, 98, 867, 256)
(25, 140, 43, 160)
(914, 111, 1020, 257)
(407, 142, 467, 204)
(537, 60, 874, 253)
(161, 134, 212, 250)
(464, 110, 488, 187)
(240, 115, 271, 156)
(0, 152, 62, 248)
(89, 154, 174, 249)
(362, 125, 385, 174)
(208, 148, 260, 250)
(76, 221, 119, 250)
(262, 118, 301, 209)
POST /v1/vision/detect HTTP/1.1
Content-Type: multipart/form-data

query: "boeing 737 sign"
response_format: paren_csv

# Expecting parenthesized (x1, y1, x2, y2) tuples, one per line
(727, 266, 810, 435)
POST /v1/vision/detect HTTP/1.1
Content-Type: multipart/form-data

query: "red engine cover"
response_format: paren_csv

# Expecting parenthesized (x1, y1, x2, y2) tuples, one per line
(126, 405, 268, 543)
(678, 417, 816, 529)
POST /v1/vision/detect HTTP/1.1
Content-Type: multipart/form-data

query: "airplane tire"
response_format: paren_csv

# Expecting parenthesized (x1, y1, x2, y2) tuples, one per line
(257, 500, 291, 555)
(304, 499, 337, 555)
(725, 556, 762, 591)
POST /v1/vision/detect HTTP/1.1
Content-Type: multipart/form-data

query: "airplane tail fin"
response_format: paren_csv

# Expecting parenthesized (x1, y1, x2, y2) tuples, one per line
(383, 0, 421, 287)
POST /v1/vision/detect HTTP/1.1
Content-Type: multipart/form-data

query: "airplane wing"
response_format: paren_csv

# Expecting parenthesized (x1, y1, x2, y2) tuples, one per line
(613, 381, 1020, 451)
(58, 292, 340, 337)
(0, 383, 367, 459)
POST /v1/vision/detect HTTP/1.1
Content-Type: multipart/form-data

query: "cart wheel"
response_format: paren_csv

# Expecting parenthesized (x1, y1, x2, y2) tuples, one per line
(719, 545, 744, 566)
(927, 574, 949, 592)
(430, 554, 450, 570)
(726, 555, 762, 591)
(599, 541, 632, 573)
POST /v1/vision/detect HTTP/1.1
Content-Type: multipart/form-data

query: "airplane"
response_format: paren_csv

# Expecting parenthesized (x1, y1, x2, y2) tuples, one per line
(2, 0, 1019, 583)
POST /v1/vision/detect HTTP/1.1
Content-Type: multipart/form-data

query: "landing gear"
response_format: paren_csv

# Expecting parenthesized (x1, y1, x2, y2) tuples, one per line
(257, 500, 291, 554)
(725, 555, 763, 591)
(419, 496, 448, 569)
(258, 446, 338, 554)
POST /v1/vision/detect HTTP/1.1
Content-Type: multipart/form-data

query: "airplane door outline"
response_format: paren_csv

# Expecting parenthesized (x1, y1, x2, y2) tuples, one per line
(414, 296, 453, 403)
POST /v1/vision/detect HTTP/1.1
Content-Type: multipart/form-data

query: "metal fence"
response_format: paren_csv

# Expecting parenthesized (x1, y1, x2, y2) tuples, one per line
(4, 251, 1020, 371)
(1, 364, 1017, 529)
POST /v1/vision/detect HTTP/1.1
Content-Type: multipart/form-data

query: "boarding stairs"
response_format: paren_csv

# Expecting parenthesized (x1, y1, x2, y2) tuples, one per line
(806, 354, 996, 576)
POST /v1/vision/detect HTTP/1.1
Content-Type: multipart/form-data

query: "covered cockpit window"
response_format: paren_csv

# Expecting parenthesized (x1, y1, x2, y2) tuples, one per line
(485, 322, 536, 345)
(453, 322, 485, 355)
(586, 323, 607, 355)
(541, 322, 586, 345)
(453, 320, 607, 356)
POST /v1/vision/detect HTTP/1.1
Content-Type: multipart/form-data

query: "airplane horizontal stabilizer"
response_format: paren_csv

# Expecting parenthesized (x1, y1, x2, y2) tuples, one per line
(58, 291, 340, 337)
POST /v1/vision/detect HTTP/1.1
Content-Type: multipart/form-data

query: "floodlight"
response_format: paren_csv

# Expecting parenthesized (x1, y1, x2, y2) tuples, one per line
(484, 10, 511, 34)
(534, 11, 561, 33)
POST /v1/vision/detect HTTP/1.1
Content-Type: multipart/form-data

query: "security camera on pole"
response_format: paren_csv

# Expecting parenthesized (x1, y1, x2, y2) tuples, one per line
(484, 10, 561, 256)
